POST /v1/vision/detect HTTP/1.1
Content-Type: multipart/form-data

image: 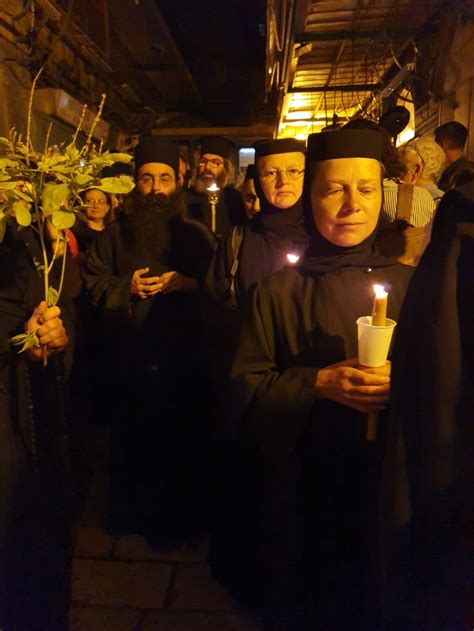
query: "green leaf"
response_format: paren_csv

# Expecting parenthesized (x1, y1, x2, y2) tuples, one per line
(0, 158, 19, 171)
(37, 154, 69, 170)
(10, 330, 40, 353)
(13, 187, 34, 202)
(41, 182, 71, 216)
(13, 200, 32, 226)
(33, 257, 45, 272)
(47, 286, 59, 306)
(88, 154, 114, 170)
(0, 181, 21, 190)
(65, 143, 80, 160)
(47, 165, 77, 175)
(75, 173, 94, 187)
(51, 209, 75, 229)
(107, 152, 132, 164)
(96, 176, 135, 194)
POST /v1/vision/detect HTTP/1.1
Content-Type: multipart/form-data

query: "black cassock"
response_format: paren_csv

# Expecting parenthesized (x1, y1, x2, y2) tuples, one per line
(0, 226, 79, 630)
(186, 186, 246, 235)
(226, 262, 413, 629)
(85, 214, 215, 538)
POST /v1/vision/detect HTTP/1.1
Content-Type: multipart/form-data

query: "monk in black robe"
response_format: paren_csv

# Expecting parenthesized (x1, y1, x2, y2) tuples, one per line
(228, 129, 414, 629)
(186, 135, 246, 235)
(0, 224, 77, 630)
(85, 137, 215, 541)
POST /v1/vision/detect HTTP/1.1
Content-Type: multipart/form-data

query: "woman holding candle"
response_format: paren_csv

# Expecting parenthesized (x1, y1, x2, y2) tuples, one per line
(226, 129, 415, 629)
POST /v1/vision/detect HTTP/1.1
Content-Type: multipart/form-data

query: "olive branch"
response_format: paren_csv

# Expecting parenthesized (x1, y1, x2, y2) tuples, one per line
(1, 68, 135, 359)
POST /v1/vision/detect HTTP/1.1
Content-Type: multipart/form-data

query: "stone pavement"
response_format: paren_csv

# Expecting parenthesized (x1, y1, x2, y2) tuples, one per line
(70, 428, 262, 631)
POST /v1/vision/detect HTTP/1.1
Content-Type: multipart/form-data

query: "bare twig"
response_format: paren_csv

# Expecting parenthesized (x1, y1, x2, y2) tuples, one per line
(81, 94, 106, 156)
(26, 66, 44, 161)
(72, 104, 88, 147)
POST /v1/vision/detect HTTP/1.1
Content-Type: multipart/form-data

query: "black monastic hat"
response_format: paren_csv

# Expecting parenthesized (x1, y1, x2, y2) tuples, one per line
(306, 129, 384, 163)
(134, 137, 180, 172)
(101, 161, 133, 178)
(199, 136, 235, 159)
(244, 164, 257, 181)
(254, 138, 306, 159)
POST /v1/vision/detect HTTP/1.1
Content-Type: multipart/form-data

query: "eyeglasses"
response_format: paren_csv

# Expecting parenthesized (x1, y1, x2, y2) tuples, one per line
(259, 168, 305, 181)
(84, 199, 109, 206)
(198, 158, 224, 169)
(138, 174, 175, 186)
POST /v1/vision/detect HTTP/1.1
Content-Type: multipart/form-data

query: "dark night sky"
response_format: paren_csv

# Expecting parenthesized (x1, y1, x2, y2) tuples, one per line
(158, 0, 267, 125)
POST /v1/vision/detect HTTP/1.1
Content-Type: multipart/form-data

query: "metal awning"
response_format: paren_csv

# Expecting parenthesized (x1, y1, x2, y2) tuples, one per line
(266, 0, 440, 138)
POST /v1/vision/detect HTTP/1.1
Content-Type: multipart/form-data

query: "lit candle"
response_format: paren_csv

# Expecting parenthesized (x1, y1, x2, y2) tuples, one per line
(371, 284, 388, 326)
(286, 253, 300, 264)
(206, 183, 220, 233)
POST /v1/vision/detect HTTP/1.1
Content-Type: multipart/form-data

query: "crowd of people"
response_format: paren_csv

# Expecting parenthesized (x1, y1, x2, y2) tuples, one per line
(0, 118, 472, 630)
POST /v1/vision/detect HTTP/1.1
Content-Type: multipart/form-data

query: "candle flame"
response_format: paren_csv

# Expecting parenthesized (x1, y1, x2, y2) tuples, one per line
(373, 283, 388, 299)
(286, 253, 300, 264)
(207, 182, 220, 192)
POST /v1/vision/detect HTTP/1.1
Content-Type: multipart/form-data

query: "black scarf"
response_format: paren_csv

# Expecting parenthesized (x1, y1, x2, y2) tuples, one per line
(238, 170, 309, 293)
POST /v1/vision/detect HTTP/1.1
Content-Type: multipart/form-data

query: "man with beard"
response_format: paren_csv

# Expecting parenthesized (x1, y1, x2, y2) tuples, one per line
(85, 137, 215, 542)
(186, 135, 246, 235)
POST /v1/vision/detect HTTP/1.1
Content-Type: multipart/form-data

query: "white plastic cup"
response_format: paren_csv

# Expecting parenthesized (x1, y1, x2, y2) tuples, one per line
(357, 316, 397, 368)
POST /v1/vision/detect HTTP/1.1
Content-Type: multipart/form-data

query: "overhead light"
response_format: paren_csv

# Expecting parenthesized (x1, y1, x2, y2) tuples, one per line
(286, 111, 312, 120)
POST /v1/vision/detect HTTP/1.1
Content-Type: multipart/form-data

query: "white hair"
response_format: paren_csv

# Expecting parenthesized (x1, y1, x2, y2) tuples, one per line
(400, 137, 446, 183)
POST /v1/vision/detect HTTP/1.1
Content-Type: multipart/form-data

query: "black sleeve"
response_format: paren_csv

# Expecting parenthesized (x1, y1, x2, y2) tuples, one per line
(203, 229, 239, 310)
(169, 218, 216, 286)
(231, 282, 318, 451)
(84, 226, 133, 320)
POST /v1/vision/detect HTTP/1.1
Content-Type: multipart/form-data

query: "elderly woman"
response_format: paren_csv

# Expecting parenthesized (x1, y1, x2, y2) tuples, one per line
(399, 136, 446, 201)
(206, 137, 308, 310)
(229, 129, 414, 630)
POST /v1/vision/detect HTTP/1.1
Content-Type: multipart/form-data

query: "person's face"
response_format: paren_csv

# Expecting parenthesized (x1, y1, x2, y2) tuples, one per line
(241, 179, 260, 217)
(83, 189, 110, 222)
(197, 153, 225, 184)
(310, 158, 382, 247)
(257, 151, 305, 209)
(136, 162, 177, 196)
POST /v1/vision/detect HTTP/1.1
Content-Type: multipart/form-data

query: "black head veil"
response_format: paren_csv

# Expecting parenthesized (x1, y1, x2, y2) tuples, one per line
(250, 138, 308, 243)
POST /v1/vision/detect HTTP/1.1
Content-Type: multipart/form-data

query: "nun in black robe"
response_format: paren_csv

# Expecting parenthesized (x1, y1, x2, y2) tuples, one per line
(206, 138, 309, 312)
(0, 224, 79, 630)
(85, 180, 215, 539)
(228, 130, 414, 629)
(204, 139, 310, 408)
